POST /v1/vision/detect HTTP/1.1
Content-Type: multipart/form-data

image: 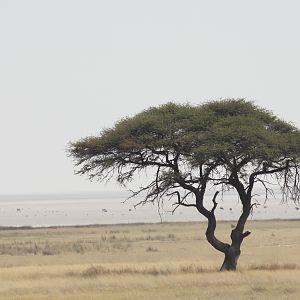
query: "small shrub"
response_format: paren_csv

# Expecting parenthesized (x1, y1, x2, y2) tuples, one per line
(252, 287, 267, 293)
(72, 241, 85, 254)
(180, 264, 205, 273)
(41, 243, 59, 256)
(146, 246, 158, 252)
(81, 265, 111, 277)
(167, 234, 176, 239)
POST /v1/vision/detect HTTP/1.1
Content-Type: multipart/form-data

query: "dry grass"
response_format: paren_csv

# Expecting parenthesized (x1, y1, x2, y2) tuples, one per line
(0, 220, 299, 299)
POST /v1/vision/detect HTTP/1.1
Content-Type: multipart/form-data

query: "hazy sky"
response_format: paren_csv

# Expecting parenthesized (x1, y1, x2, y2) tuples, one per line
(0, 0, 299, 195)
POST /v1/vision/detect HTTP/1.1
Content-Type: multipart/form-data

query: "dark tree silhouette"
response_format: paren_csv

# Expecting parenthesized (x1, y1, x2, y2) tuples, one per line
(68, 99, 300, 270)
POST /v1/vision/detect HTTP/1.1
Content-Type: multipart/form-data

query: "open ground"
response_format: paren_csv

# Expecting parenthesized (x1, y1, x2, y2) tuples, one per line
(0, 219, 299, 299)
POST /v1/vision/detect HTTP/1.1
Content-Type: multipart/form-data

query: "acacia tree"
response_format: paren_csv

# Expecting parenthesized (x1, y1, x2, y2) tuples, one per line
(68, 99, 300, 271)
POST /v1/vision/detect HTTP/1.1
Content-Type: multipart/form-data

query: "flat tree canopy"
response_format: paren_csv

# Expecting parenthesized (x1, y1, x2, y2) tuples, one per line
(68, 99, 300, 270)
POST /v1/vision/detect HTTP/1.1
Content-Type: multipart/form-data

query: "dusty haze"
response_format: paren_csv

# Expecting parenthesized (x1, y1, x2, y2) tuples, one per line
(0, 0, 300, 195)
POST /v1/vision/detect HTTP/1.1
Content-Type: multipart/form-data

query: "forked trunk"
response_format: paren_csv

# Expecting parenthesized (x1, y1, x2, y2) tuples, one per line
(220, 246, 241, 271)
(198, 190, 251, 272)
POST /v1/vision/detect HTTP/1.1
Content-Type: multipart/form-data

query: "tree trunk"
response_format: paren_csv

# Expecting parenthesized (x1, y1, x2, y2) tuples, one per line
(220, 246, 241, 271)
(219, 226, 250, 271)
(196, 190, 251, 272)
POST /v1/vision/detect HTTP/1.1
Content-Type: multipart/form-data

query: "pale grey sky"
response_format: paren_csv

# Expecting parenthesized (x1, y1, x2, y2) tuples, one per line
(0, 0, 299, 195)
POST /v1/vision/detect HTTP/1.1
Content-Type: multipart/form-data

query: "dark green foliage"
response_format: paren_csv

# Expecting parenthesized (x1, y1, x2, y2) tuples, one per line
(69, 99, 300, 197)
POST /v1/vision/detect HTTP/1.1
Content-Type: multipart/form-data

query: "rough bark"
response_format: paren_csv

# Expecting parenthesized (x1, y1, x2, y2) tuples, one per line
(220, 246, 241, 271)
(219, 203, 252, 271)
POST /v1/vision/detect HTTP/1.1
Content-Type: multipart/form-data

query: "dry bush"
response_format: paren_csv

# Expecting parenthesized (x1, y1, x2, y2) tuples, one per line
(80, 265, 172, 277)
(144, 234, 176, 241)
(41, 243, 60, 256)
(142, 228, 157, 233)
(146, 246, 158, 252)
(0, 241, 38, 256)
(0, 238, 130, 256)
(179, 264, 206, 273)
(78, 264, 213, 278)
(248, 263, 298, 271)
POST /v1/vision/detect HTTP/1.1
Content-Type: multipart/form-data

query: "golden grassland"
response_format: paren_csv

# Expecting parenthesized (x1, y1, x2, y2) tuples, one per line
(0, 219, 299, 299)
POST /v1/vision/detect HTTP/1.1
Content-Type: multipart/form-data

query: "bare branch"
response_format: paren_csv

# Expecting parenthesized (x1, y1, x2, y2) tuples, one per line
(211, 191, 220, 213)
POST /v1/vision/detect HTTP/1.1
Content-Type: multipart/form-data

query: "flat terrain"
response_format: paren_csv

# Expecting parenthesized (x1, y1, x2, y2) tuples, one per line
(0, 220, 299, 299)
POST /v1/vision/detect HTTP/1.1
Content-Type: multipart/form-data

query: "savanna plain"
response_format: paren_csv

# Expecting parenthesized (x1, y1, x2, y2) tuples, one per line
(0, 220, 299, 299)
